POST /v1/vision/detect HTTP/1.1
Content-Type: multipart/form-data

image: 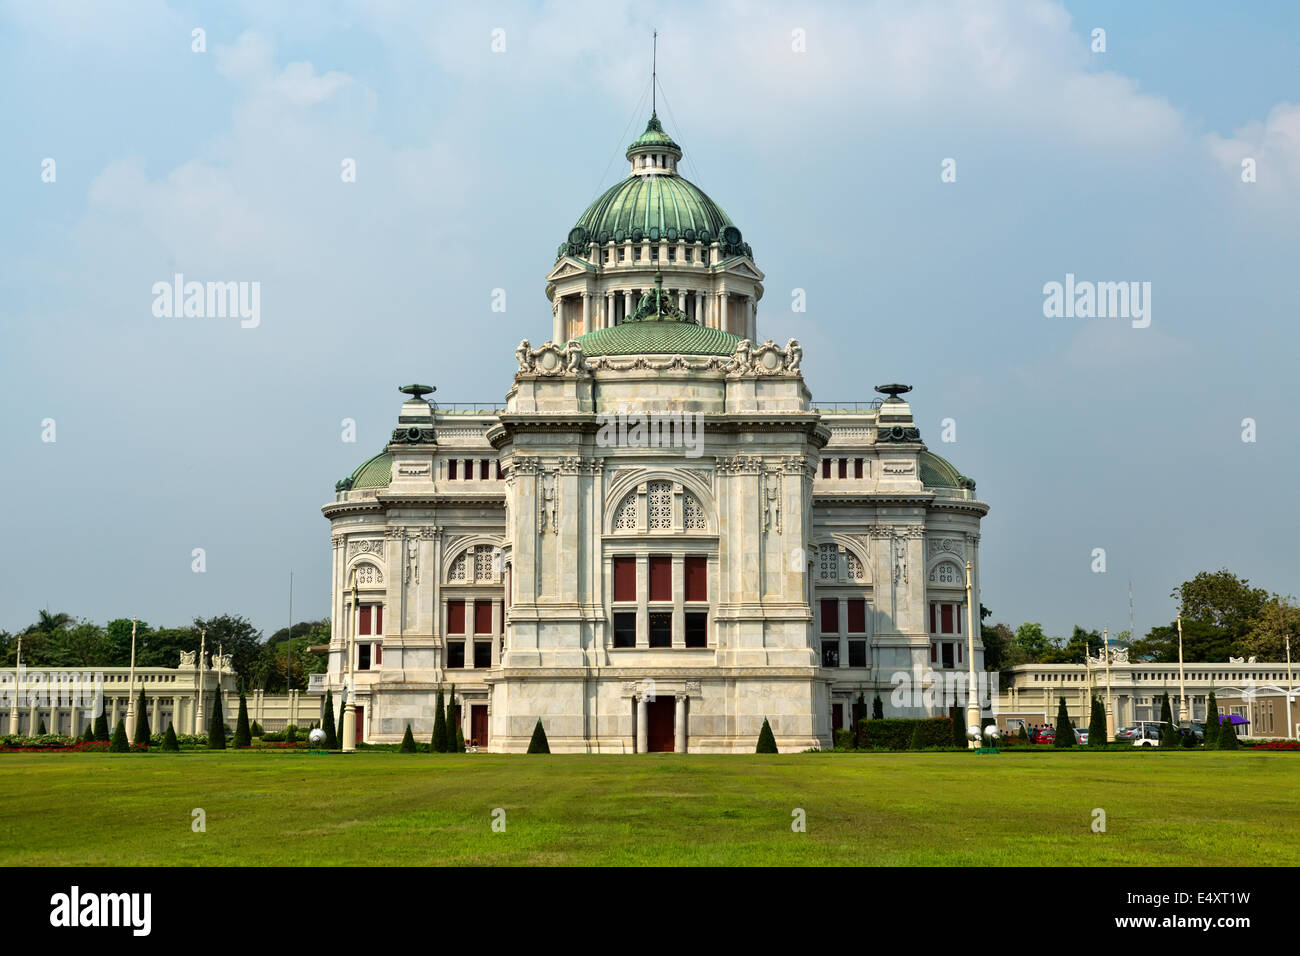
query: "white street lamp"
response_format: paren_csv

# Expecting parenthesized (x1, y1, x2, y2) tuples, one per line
(1176, 612, 1188, 724)
(964, 561, 979, 748)
(341, 569, 358, 753)
(125, 617, 138, 740)
(8, 635, 22, 735)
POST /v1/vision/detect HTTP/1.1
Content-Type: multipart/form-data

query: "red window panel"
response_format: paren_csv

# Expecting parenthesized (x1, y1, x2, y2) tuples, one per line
(684, 556, 707, 602)
(480, 459, 490, 479)
(957, 606, 962, 633)
(613, 557, 636, 602)
(447, 600, 465, 634)
(648, 556, 672, 602)
(941, 603, 954, 635)
(929, 603, 937, 634)
(463, 459, 473, 480)
(854, 458, 863, 479)
(374, 643, 382, 666)
(838, 458, 847, 479)
(374, 604, 383, 635)
(358, 605, 372, 636)
(930, 642, 938, 663)
(822, 458, 831, 479)
(820, 598, 839, 634)
(958, 641, 962, 664)
(447, 459, 458, 480)
(847, 599, 866, 634)
(474, 600, 492, 635)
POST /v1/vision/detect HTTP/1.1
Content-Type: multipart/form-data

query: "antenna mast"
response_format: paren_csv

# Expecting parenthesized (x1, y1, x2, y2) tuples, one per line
(652, 30, 657, 114)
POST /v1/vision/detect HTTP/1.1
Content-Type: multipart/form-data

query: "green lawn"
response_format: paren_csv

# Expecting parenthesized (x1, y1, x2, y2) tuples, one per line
(0, 751, 1295, 866)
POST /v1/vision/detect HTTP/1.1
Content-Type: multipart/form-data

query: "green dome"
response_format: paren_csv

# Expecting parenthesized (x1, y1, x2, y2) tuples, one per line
(335, 451, 392, 492)
(627, 112, 680, 153)
(577, 322, 741, 357)
(920, 451, 975, 491)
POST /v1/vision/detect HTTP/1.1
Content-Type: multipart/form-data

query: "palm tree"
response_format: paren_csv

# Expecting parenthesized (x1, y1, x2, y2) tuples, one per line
(26, 610, 73, 634)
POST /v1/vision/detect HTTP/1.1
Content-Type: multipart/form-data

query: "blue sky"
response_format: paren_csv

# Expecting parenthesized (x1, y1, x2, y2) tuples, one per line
(2, 0, 1297, 642)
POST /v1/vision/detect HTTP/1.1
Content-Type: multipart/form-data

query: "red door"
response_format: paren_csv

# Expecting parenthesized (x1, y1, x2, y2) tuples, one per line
(355, 705, 364, 743)
(471, 706, 488, 749)
(646, 697, 675, 752)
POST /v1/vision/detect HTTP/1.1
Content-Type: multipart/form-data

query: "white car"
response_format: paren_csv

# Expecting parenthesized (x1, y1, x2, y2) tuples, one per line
(1132, 722, 1165, 747)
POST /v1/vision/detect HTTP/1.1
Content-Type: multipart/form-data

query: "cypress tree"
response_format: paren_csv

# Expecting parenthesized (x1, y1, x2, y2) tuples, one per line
(851, 692, 866, 730)
(527, 718, 550, 753)
(322, 690, 338, 750)
(952, 706, 968, 748)
(132, 688, 151, 746)
(251, 720, 263, 737)
(399, 725, 417, 753)
(872, 693, 884, 719)
(1053, 697, 1075, 748)
(456, 727, 466, 753)
(37, 717, 47, 736)
(432, 686, 447, 752)
(207, 686, 226, 749)
(1218, 717, 1240, 750)
(1205, 691, 1220, 748)
(234, 690, 251, 747)
(756, 717, 778, 753)
(109, 719, 130, 752)
(94, 711, 110, 742)
(446, 686, 457, 754)
(1088, 696, 1107, 747)
(1017, 723, 1029, 743)
(285, 724, 296, 744)
(1159, 693, 1179, 747)
(162, 721, 179, 751)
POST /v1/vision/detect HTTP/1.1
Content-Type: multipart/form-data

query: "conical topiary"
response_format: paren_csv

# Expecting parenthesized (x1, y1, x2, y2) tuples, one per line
(94, 711, 110, 742)
(322, 690, 338, 749)
(133, 688, 151, 747)
(1159, 693, 1180, 747)
(1017, 723, 1029, 743)
(1205, 691, 1220, 748)
(527, 718, 550, 753)
(756, 717, 778, 753)
(285, 724, 296, 743)
(872, 694, 884, 719)
(1088, 696, 1107, 746)
(400, 724, 417, 753)
(1053, 697, 1075, 748)
(37, 717, 47, 736)
(446, 686, 458, 754)
(1218, 716, 1240, 750)
(456, 727, 466, 753)
(432, 686, 447, 752)
(234, 690, 251, 747)
(207, 687, 226, 749)
(109, 719, 130, 752)
(250, 720, 263, 737)
(162, 721, 179, 752)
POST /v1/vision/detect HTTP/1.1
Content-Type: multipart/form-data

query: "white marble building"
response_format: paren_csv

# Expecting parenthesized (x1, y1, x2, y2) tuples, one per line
(322, 115, 989, 752)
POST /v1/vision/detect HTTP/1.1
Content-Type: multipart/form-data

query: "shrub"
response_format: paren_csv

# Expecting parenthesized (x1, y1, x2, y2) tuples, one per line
(1017, 724, 1029, 743)
(207, 687, 226, 749)
(432, 687, 447, 753)
(93, 712, 110, 742)
(132, 688, 151, 747)
(1218, 719, 1240, 750)
(234, 692, 252, 747)
(1088, 697, 1107, 746)
(857, 717, 953, 750)
(1053, 697, 1075, 748)
(1180, 730, 1196, 748)
(456, 727, 465, 753)
(756, 717, 778, 753)
(399, 725, 417, 753)
(1205, 692, 1220, 748)
(285, 724, 297, 744)
(37, 718, 47, 736)
(250, 720, 263, 738)
(872, 694, 884, 719)
(162, 721, 179, 752)
(851, 693, 866, 736)
(109, 719, 130, 753)
(833, 728, 854, 750)
(322, 690, 338, 750)
(527, 718, 550, 754)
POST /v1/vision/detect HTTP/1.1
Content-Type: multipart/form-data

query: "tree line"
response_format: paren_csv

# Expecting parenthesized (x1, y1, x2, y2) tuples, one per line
(0, 611, 329, 692)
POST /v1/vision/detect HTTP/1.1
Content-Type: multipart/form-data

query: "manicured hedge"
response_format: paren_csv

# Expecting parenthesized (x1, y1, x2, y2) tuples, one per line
(857, 717, 954, 750)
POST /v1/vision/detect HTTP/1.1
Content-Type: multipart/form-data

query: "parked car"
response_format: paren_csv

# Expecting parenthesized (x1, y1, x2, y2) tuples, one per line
(1113, 726, 1137, 740)
(1179, 722, 1205, 741)
(1132, 722, 1165, 747)
(1074, 728, 1088, 745)
(1032, 728, 1055, 744)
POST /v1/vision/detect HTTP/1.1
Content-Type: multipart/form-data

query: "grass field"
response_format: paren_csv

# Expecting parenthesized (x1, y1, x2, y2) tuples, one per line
(1, 751, 1296, 866)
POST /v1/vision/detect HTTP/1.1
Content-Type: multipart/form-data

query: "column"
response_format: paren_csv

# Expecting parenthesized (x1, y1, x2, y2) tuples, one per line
(491, 600, 503, 667)
(636, 556, 649, 648)
(623, 290, 632, 324)
(838, 597, 849, 672)
(677, 289, 686, 312)
(581, 292, 591, 336)
(636, 695, 647, 753)
(720, 290, 729, 333)
(605, 292, 614, 329)
(694, 291, 704, 324)
(674, 694, 687, 753)
(671, 554, 685, 648)
(151, 695, 160, 733)
(110, 696, 120, 728)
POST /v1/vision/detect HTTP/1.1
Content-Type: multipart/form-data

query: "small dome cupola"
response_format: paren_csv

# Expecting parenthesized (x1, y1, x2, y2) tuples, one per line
(626, 113, 682, 176)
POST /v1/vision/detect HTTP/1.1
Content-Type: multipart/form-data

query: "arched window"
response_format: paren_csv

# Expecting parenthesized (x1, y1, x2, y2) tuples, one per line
(818, 544, 838, 580)
(648, 481, 672, 530)
(449, 545, 498, 583)
(683, 492, 706, 530)
(354, 563, 383, 586)
(614, 491, 637, 531)
(846, 551, 865, 581)
(929, 561, 961, 586)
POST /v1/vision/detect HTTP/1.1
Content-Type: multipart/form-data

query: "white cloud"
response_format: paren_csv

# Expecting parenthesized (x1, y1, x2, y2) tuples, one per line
(1208, 101, 1300, 212)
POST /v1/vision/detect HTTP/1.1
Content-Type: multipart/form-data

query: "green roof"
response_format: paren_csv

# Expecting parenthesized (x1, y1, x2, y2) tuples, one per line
(341, 451, 392, 491)
(570, 173, 736, 247)
(920, 450, 974, 490)
(577, 322, 741, 357)
(627, 113, 681, 153)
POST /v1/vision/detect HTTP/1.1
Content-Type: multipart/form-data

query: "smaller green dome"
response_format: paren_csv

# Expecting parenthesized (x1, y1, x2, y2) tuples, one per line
(627, 113, 681, 155)
(336, 451, 392, 492)
(920, 450, 975, 491)
(578, 322, 741, 357)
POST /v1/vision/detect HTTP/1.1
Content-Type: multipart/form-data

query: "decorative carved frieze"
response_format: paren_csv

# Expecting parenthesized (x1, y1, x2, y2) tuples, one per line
(515, 339, 588, 377)
(717, 455, 763, 474)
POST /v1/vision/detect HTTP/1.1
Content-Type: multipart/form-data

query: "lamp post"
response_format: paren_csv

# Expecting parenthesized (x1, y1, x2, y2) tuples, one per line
(1286, 633, 1294, 740)
(964, 561, 979, 747)
(124, 617, 138, 740)
(8, 635, 21, 735)
(1176, 612, 1188, 724)
(341, 570, 358, 752)
(1103, 626, 1114, 740)
(194, 629, 206, 735)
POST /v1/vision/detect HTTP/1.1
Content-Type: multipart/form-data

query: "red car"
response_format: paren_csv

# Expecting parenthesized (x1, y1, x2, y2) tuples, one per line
(1032, 728, 1056, 744)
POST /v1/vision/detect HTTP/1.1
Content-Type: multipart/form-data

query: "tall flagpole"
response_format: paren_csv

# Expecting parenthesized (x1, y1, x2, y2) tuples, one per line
(342, 569, 358, 753)
(1104, 626, 1114, 739)
(1176, 612, 1188, 724)
(195, 628, 206, 735)
(964, 561, 978, 746)
(125, 617, 138, 739)
(8, 635, 21, 734)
